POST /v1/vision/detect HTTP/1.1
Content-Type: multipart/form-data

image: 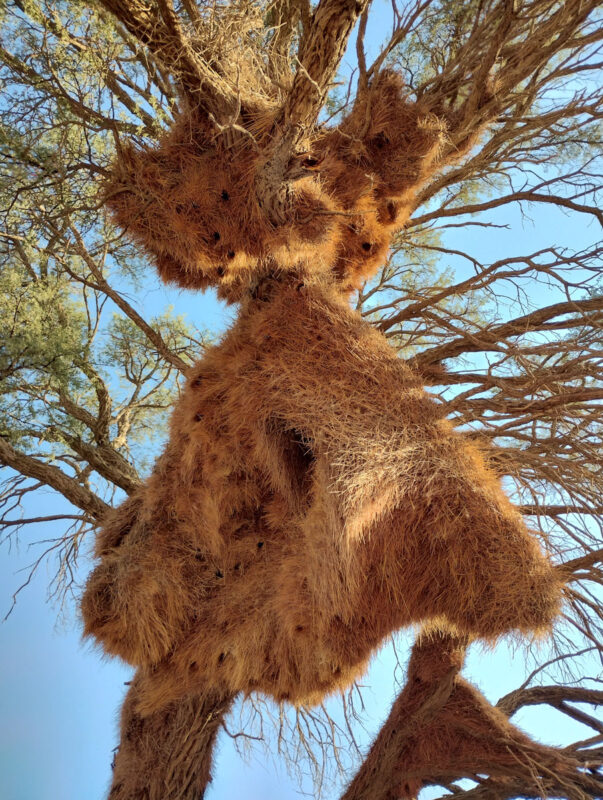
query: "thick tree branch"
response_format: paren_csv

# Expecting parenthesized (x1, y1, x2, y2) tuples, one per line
(58, 434, 140, 496)
(284, 0, 370, 131)
(95, 0, 236, 114)
(0, 438, 109, 521)
(497, 684, 603, 727)
(411, 189, 603, 229)
(108, 675, 235, 800)
(404, 297, 603, 365)
(340, 632, 602, 800)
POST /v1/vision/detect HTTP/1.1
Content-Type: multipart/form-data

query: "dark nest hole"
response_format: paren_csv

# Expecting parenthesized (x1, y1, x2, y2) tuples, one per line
(282, 427, 316, 503)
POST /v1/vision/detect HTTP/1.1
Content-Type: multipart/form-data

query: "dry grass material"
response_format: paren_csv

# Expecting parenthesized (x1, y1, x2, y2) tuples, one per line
(342, 631, 583, 800)
(317, 72, 445, 206)
(104, 72, 450, 298)
(90, 58, 562, 740)
(307, 71, 447, 290)
(82, 282, 562, 715)
(108, 673, 233, 800)
(106, 107, 340, 303)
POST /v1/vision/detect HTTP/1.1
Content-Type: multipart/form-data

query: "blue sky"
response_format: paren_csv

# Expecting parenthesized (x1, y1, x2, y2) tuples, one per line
(1, 200, 597, 800)
(0, 536, 594, 800)
(1, 2, 600, 798)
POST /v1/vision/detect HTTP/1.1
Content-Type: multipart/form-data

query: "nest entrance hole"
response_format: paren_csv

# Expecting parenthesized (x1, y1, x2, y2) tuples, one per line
(282, 427, 316, 503)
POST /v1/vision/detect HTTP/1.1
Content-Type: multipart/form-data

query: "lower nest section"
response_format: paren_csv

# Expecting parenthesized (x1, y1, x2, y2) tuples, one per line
(82, 283, 563, 714)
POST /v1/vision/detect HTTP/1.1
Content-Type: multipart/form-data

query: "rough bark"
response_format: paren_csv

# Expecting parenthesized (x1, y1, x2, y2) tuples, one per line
(257, 0, 370, 224)
(340, 632, 602, 800)
(95, 0, 236, 115)
(108, 673, 235, 800)
(0, 438, 109, 521)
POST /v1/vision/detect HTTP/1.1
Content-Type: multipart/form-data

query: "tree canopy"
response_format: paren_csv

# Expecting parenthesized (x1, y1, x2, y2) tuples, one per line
(0, 1, 602, 798)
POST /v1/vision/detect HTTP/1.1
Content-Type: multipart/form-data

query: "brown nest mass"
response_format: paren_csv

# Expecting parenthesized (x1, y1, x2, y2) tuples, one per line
(82, 282, 561, 714)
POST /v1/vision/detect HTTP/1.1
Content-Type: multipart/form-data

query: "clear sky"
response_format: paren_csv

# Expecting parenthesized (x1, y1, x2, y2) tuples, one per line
(1, 2, 599, 798)
(0, 536, 592, 800)
(1, 201, 596, 800)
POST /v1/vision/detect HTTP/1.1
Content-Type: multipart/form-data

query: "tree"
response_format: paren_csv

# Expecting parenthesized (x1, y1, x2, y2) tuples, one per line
(0, 0, 602, 798)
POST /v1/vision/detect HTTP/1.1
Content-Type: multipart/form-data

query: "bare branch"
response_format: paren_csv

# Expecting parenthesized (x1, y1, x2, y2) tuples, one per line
(0, 438, 109, 521)
(95, 0, 236, 114)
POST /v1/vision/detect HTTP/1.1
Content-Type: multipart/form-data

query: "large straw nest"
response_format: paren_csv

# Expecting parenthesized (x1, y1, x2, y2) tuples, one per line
(87, 68, 562, 717)
(104, 72, 449, 299)
(106, 108, 340, 302)
(82, 282, 562, 715)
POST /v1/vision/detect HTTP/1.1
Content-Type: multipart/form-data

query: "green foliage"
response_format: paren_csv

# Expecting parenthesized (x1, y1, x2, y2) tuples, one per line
(0, 265, 85, 389)
(0, 258, 89, 446)
(0, 0, 206, 493)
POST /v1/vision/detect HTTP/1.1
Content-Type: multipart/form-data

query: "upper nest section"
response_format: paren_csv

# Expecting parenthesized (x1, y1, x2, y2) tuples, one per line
(105, 73, 446, 302)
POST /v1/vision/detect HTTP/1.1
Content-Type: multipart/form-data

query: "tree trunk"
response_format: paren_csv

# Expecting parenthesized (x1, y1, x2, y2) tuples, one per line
(340, 632, 599, 800)
(108, 673, 235, 800)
